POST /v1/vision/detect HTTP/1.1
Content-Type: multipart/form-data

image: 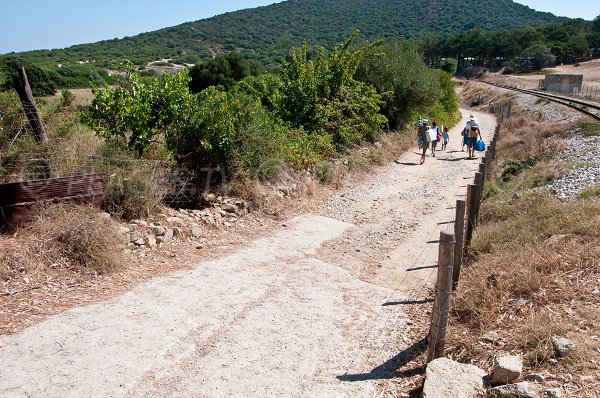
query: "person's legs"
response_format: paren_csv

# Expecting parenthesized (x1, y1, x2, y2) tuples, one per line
(420, 145, 427, 164)
(432, 141, 437, 157)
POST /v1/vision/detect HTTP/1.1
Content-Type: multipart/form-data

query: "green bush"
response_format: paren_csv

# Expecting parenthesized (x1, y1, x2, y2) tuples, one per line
(440, 58, 458, 75)
(356, 39, 441, 129)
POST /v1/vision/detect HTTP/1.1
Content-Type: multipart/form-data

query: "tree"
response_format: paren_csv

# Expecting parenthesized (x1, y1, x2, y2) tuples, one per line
(1, 57, 57, 97)
(355, 39, 440, 129)
(188, 52, 264, 93)
(440, 58, 458, 75)
(521, 44, 555, 70)
(82, 67, 194, 156)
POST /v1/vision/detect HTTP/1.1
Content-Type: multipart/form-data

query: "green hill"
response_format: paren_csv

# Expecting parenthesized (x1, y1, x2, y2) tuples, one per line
(3, 0, 566, 81)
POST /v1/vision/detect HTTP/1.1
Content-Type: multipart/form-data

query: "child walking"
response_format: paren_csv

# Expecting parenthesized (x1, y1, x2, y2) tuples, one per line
(441, 125, 449, 151)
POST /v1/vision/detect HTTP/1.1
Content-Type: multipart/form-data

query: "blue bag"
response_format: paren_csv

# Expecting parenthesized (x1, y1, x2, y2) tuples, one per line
(474, 139, 486, 152)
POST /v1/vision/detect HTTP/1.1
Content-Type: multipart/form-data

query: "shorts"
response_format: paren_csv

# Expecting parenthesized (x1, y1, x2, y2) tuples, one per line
(466, 136, 477, 148)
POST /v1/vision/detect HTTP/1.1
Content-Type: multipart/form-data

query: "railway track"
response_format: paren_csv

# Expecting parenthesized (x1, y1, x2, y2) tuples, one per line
(479, 80, 600, 121)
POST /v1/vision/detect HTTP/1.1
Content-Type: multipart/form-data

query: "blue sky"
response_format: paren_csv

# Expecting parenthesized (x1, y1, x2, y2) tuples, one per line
(0, 0, 597, 54)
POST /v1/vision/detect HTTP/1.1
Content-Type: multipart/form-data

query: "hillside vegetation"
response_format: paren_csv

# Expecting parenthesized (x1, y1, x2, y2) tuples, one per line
(1, 0, 566, 80)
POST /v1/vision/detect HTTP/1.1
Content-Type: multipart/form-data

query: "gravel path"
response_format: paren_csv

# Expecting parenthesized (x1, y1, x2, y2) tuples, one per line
(0, 109, 495, 398)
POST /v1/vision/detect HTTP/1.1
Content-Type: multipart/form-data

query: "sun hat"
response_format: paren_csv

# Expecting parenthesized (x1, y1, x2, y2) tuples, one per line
(469, 114, 477, 121)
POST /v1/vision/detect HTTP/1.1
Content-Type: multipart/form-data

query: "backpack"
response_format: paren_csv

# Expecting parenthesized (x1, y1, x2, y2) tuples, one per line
(426, 128, 437, 142)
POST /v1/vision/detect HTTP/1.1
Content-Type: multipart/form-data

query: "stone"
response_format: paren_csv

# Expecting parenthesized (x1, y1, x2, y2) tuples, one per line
(492, 354, 523, 385)
(173, 227, 183, 237)
(523, 373, 547, 382)
(544, 234, 568, 247)
(551, 336, 575, 357)
(134, 237, 145, 246)
(423, 358, 486, 398)
(151, 226, 166, 236)
(545, 387, 562, 398)
(492, 382, 542, 398)
(191, 227, 202, 238)
(201, 193, 217, 204)
(223, 204, 239, 215)
(146, 235, 157, 248)
(118, 226, 131, 235)
(162, 229, 174, 243)
(482, 330, 502, 344)
(276, 185, 291, 196)
(201, 215, 216, 225)
(129, 223, 139, 231)
(99, 212, 111, 219)
(166, 216, 184, 225)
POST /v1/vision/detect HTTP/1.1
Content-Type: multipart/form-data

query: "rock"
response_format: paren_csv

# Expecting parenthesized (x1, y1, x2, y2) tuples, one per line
(129, 223, 139, 231)
(593, 288, 600, 296)
(121, 233, 131, 246)
(173, 227, 183, 237)
(166, 216, 184, 225)
(552, 336, 575, 357)
(201, 193, 217, 204)
(492, 354, 523, 385)
(129, 230, 142, 243)
(276, 185, 291, 196)
(222, 204, 239, 214)
(545, 387, 562, 398)
(191, 227, 202, 238)
(151, 226, 166, 236)
(118, 226, 131, 235)
(127, 243, 136, 250)
(134, 237, 145, 246)
(201, 214, 216, 225)
(146, 235, 157, 248)
(162, 229, 174, 243)
(523, 373, 547, 382)
(234, 200, 247, 210)
(99, 212, 111, 219)
(482, 330, 502, 344)
(423, 358, 486, 398)
(492, 382, 541, 398)
(544, 234, 568, 247)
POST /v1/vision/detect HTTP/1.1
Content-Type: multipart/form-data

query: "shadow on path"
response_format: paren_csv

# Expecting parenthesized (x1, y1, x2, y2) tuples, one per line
(382, 298, 433, 306)
(336, 337, 427, 382)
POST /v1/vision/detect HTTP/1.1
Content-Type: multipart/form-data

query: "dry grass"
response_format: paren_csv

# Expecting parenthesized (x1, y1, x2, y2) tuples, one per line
(0, 204, 125, 281)
(449, 237, 600, 387)
(446, 100, 600, 396)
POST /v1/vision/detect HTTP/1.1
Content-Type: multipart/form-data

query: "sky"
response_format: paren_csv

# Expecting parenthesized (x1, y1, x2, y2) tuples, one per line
(0, 0, 597, 54)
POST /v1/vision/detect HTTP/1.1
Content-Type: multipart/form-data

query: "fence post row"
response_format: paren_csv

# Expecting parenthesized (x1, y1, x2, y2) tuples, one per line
(427, 122, 500, 360)
(427, 230, 455, 363)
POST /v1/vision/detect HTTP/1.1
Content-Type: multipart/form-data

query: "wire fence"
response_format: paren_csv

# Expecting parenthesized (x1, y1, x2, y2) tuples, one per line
(539, 80, 600, 102)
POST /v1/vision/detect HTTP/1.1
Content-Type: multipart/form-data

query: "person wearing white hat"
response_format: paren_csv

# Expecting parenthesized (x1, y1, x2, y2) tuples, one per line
(465, 114, 482, 158)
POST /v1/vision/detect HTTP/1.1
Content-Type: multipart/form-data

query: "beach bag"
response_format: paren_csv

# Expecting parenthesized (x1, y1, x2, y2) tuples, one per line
(425, 128, 437, 143)
(474, 139, 486, 152)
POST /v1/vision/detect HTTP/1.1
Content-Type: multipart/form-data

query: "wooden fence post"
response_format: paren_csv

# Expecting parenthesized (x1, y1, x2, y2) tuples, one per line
(473, 172, 484, 226)
(428, 230, 455, 362)
(15, 67, 49, 144)
(465, 184, 476, 249)
(453, 200, 466, 289)
(427, 231, 455, 362)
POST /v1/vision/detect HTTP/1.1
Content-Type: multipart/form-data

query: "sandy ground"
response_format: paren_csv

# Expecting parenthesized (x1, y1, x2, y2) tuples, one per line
(508, 58, 600, 90)
(0, 109, 495, 398)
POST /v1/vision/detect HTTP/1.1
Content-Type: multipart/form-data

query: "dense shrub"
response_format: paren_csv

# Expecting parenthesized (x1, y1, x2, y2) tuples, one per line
(189, 52, 264, 93)
(356, 39, 441, 129)
(440, 58, 458, 75)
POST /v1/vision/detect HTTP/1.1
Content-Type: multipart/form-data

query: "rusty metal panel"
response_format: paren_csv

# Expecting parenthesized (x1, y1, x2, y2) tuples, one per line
(0, 174, 103, 207)
(0, 174, 104, 231)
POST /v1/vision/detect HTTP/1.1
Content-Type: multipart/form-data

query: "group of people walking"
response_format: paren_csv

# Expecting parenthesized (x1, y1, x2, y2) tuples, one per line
(416, 114, 482, 164)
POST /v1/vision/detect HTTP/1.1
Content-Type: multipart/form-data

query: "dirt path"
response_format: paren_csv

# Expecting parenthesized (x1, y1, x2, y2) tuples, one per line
(0, 109, 495, 398)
